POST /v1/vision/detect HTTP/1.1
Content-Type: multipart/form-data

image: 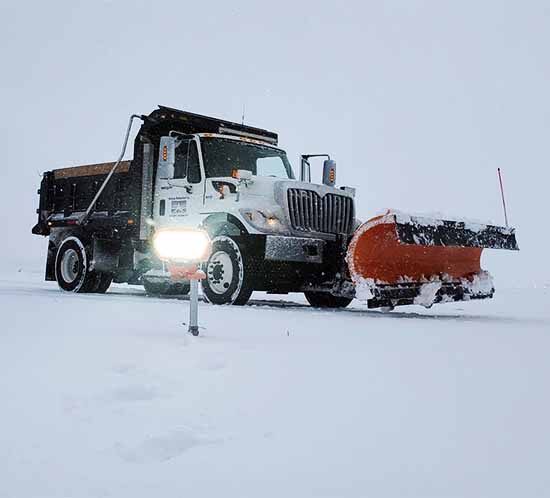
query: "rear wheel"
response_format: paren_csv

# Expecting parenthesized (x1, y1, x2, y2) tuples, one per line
(90, 272, 113, 294)
(304, 291, 353, 309)
(202, 237, 253, 305)
(55, 237, 97, 293)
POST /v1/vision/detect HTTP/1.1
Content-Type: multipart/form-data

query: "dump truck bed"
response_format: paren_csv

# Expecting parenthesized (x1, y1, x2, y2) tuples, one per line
(32, 159, 144, 236)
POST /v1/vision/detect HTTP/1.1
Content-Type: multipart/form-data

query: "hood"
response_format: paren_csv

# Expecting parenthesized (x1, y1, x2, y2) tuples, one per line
(238, 175, 294, 201)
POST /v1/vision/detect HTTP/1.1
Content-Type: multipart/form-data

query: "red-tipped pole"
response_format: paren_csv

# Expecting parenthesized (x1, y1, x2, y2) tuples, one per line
(497, 168, 509, 228)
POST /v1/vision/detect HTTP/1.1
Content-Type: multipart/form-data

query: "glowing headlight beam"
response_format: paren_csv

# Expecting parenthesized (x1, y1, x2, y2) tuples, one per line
(152, 228, 212, 263)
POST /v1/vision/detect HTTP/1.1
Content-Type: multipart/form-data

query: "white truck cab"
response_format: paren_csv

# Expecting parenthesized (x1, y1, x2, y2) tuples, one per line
(154, 133, 294, 235)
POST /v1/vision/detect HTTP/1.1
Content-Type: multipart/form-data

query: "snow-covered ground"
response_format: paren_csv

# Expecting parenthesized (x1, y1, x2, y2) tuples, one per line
(1, 270, 549, 498)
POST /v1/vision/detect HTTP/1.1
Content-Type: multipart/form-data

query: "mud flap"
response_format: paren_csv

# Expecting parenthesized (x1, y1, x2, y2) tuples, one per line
(92, 238, 120, 273)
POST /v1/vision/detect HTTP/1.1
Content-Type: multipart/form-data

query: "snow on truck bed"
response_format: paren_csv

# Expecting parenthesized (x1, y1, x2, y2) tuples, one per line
(1, 270, 549, 498)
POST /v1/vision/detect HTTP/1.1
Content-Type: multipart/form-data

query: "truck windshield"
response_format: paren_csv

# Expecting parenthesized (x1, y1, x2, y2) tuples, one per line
(200, 137, 294, 179)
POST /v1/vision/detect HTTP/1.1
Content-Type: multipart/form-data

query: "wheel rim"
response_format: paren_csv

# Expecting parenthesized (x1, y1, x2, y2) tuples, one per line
(207, 251, 234, 294)
(60, 248, 80, 283)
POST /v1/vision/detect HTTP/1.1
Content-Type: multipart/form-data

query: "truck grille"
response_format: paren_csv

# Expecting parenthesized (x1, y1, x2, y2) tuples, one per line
(287, 189, 354, 235)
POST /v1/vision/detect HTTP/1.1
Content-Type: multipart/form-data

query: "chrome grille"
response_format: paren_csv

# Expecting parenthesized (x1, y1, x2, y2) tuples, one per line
(287, 189, 354, 235)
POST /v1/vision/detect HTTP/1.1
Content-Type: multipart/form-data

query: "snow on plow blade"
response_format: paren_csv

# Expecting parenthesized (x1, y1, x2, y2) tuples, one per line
(347, 211, 519, 309)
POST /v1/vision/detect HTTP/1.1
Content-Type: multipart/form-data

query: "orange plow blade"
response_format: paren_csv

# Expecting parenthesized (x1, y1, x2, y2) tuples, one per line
(346, 211, 519, 309)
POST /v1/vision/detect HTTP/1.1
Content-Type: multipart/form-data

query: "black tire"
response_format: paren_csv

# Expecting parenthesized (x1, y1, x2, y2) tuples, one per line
(304, 291, 353, 309)
(201, 237, 253, 305)
(90, 272, 113, 294)
(142, 279, 190, 296)
(55, 236, 97, 293)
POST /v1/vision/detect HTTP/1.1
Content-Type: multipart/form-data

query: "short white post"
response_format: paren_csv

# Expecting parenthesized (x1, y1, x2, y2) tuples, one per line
(188, 278, 199, 336)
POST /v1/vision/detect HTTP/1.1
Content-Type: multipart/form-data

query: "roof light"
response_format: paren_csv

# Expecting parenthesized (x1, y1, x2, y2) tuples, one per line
(218, 125, 277, 145)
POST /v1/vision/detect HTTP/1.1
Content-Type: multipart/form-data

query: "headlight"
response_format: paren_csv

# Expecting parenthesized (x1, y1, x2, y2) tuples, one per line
(240, 209, 287, 233)
(152, 228, 211, 263)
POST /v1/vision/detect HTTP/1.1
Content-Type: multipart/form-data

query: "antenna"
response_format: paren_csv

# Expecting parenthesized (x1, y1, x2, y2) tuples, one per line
(497, 168, 509, 228)
(241, 104, 245, 125)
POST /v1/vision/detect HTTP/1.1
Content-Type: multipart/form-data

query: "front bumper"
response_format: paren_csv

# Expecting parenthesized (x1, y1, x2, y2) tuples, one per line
(264, 235, 325, 264)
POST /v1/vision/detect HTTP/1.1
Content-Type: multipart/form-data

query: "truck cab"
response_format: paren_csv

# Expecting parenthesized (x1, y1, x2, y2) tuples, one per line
(154, 132, 294, 233)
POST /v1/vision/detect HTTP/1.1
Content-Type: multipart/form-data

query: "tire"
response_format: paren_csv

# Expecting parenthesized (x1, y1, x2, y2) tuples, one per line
(55, 236, 97, 293)
(90, 272, 113, 294)
(142, 279, 190, 296)
(201, 236, 253, 305)
(304, 291, 353, 309)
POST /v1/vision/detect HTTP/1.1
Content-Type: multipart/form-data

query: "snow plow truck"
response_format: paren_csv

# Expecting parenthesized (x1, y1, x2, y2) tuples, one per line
(32, 106, 519, 309)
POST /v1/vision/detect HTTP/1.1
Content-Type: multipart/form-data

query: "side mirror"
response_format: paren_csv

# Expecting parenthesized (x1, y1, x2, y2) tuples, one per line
(300, 155, 311, 182)
(237, 169, 253, 181)
(322, 159, 336, 187)
(158, 136, 176, 179)
(231, 169, 253, 181)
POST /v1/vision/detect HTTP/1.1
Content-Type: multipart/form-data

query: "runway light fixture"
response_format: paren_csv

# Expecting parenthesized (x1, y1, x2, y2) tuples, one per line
(152, 227, 212, 336)
(153, 227, 211, 264)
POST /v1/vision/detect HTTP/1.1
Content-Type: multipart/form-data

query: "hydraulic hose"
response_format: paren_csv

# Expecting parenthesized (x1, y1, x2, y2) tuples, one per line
(80, 114, 143, 225)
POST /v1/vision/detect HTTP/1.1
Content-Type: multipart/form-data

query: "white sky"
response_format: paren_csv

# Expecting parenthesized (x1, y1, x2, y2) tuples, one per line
(1, 0, 548, 286)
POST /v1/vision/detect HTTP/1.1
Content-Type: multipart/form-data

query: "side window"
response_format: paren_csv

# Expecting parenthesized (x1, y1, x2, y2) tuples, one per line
(173, 140, 201, 183)
(173, 141, 189, 179)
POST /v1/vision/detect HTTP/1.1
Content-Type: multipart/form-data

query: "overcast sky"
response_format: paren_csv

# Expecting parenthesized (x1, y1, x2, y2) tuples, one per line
(1, 0, 548, 287)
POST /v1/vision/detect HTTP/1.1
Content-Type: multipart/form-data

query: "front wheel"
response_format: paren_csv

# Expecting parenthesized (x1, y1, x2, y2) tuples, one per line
(201, 237, 253, 305)
(304, 291, 353, 309)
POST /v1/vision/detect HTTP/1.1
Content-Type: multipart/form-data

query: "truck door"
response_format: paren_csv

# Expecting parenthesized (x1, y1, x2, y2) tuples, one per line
(155, 138, 204, 223)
